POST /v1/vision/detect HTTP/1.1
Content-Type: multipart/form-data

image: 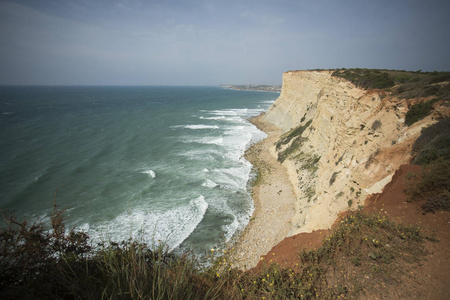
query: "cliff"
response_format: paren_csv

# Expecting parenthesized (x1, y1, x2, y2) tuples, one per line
(262, 70, 444, 235)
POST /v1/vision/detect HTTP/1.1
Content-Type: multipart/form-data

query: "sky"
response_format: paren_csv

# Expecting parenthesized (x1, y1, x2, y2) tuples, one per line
(0, 0, 449, 86)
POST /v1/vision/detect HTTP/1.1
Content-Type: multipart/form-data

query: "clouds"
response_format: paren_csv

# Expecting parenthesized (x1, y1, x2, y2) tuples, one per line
(0, 0, 449, 85)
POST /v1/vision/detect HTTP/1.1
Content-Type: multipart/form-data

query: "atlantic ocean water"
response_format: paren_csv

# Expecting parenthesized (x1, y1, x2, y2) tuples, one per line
(0, 86, 277, 254)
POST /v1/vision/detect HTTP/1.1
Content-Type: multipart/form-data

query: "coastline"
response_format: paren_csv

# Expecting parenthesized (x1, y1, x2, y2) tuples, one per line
(229, 113, 297, 270)
(220, 84, 282, 93)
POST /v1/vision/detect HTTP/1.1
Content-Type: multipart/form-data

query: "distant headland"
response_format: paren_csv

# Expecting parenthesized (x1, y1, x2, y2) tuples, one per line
(220, 84, 281, 92)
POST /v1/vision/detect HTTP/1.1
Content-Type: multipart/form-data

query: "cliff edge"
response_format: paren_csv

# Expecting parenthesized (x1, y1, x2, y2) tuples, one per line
(263, 70, 448, 235)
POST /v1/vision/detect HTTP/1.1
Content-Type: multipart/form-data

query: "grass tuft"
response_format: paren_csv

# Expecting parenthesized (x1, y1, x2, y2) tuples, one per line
(0, 207, 428, 299)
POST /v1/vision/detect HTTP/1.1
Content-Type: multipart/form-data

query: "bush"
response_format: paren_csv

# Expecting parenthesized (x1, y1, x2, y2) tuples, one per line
(404, 99, 439, 126)
(412, 117, 450, 165)
(407, 118, 450, 213)
(276, 120, 312, 163)
(329, 171, 340, 186)
(276, 120, 312, 150)
(0, 207, 429, 299)
(332, 69, 395, 89)
(0, 208, 218, 299)
(0, 205, 91, 298)
(371, 120, 382, 131)
(406, 158, 450, 213)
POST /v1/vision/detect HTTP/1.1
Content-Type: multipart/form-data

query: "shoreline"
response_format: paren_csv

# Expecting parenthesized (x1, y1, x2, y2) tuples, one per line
(229, 113, 297, 270)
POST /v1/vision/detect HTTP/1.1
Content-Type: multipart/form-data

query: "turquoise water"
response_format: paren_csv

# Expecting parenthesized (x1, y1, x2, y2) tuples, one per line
(0, 86, 276, 253)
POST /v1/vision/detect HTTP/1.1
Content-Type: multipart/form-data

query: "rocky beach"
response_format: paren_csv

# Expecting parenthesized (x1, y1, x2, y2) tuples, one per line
(229, 113, 297, 270)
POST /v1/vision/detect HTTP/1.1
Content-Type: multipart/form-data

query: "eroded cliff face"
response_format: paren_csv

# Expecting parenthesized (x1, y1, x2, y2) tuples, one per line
(263, 70, 439, 235)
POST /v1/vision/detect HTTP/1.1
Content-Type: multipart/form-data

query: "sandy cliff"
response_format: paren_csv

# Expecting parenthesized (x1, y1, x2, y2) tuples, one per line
(262, 70, 441, 235)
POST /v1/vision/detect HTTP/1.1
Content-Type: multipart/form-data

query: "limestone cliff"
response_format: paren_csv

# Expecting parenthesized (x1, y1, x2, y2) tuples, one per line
(263, 70, 445, 235)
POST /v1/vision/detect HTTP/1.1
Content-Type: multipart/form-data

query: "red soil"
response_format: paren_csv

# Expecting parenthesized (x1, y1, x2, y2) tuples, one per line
(253, 165, 450, 299)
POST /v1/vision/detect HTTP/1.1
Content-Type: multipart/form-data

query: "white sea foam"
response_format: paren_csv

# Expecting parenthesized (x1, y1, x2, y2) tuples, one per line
(199, 116, 226, 120)
(182, 149, 223, 161)
(171, 124, 219, 130)
(212, 165, 251, 190)
(170, 106, 271, 245)
(202, 179, 218, 188)
(184, 125, 219, 130)
(85, 196, 208, 252)
(223, 216, 240, 241)
(142, 170, 156, 178)
(201, 137, 224, 145)
(260, 100, 276, 104)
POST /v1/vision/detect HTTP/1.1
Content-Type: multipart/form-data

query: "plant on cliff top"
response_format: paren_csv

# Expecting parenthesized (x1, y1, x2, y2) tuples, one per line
(331, 69, 395, 89)
(404, 98, 439, 126)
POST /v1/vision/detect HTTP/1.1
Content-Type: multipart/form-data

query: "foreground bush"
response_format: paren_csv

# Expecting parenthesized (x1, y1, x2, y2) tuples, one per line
(0, 206, 223, 299)
(1, 206, 429, 299)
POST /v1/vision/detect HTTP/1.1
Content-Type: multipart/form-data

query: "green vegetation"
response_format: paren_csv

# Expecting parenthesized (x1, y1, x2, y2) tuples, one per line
(365, 148, 380, 169)
(371, 120, 382, 131)
(305, 186, 316, 203)
(331, 69, 449, 126)
(404, 98, 439, 126)
(335, 153, 344, 166)
(393, 72, 449, 126)
(0, 207, 221, 299)
(393, 73, 450, 101)
(294, 152, 321, 174)
(278, 137, 307, 164)
(407, 160, 450, 213)
(276, 120, 312, 150)
(329, 171, 340, 186)
(277, 120, 312, 163)
(332, 69, 395, 89)
(1, 208, 427, 299)
(411, 117, 450, 165)
(331, 68, 450, 93)
(406, 118, 450, 213)
(297, 210, 425, 298)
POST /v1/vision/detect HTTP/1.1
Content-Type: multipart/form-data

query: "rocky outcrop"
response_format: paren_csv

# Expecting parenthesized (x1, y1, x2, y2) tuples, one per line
(263, 70, 442, 235)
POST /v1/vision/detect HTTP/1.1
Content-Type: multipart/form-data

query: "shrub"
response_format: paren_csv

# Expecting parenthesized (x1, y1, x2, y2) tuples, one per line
(0, 207, 429, 299)
(332, 69, 395, 89)
(276, 120, 312, 163)
(412, 117, 450, 165)
(297, 210, 425, 298)
(276, 120, 312, 150)
(406, 158, 450, 213)
(371, 120, 382, 131)
(329, 171, 340, 186)
(0, 208, 218, 299)
(404, 99, 439, 126)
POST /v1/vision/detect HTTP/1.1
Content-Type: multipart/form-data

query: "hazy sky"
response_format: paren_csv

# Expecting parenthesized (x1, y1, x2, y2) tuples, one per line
(1, 0, 449, 85)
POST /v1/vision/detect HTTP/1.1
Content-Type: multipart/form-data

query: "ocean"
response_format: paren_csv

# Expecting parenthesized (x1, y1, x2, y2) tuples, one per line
(0, 86, 277, 254)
